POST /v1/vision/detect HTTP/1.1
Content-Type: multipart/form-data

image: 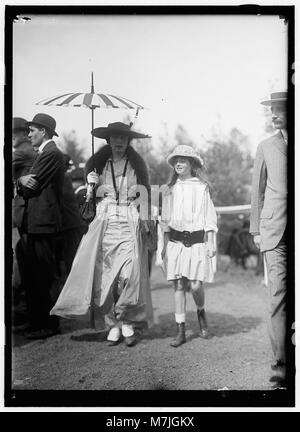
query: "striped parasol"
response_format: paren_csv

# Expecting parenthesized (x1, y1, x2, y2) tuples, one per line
(36, 92, 144, 111)
(35, 72, 145, 160)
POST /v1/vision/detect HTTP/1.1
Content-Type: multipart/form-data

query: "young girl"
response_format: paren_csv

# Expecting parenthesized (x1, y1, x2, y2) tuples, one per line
(161, 145, 217, 347)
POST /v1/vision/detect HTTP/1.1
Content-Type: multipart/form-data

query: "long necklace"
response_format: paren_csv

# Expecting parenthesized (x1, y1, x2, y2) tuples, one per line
(109, 158, 129, 204)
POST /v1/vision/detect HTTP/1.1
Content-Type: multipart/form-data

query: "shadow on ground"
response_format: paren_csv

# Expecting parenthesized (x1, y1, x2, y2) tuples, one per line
(70, 330, 108, 342)
(12, 310, 261, 347)
(11, 318, 92, 347)
(143, 311, 261, 342)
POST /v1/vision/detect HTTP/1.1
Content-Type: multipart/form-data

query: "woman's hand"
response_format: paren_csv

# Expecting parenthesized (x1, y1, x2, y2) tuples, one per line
(161, 232, 170, 260)
(206, 230, 216, 258)
(87, 171, 100, 185)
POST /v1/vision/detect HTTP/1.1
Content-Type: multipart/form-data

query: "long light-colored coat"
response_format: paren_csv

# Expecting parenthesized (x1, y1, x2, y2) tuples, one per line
(50, 199, 154, 327)
(250, 131, 287, 252)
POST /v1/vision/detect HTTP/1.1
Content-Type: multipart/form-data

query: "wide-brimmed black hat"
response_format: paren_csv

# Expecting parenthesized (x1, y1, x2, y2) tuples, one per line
(91, 122, 150, 140)
(27, 113, 58, 136)
(13, 117, 29, 132)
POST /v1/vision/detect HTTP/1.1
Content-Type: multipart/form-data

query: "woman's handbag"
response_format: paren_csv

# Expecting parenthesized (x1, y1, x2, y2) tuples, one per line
(80, 190, 96, 224)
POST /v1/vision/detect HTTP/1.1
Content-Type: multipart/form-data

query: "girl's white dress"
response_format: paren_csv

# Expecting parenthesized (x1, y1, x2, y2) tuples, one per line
(162, 177, 218, 282)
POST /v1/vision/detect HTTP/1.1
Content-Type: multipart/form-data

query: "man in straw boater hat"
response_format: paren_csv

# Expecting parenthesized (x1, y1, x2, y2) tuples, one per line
(16, 113, 65, 339)
(51, 122, 154, 348)
(250, 91, 288, 388)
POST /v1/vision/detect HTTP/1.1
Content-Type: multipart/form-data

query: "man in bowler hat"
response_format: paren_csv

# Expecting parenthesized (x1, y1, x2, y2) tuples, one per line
(250, 91, 288, 388)
(17, 113, 65, 339)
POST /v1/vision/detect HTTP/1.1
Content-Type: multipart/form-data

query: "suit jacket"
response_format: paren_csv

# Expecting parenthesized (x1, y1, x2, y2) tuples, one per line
(61, 173, 85, 231)
(12, 139, 37, 181)
(250, 131, 287, 252)
(18, 141, 65, 234)
(12, 139, 37, 228)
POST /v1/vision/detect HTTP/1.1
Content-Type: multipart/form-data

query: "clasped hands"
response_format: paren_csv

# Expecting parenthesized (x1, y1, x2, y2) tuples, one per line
(18, 174, 39, 190)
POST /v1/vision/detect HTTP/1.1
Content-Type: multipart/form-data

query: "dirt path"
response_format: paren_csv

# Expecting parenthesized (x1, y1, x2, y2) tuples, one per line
(11, 265, 274, 392)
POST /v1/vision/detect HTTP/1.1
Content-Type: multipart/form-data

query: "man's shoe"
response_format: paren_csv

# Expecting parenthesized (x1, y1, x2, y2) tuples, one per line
(271, 361, 286, 371)
(270, 362, 286, 383)
(271, 377, 287, 389)
(124, 334, 137, 347)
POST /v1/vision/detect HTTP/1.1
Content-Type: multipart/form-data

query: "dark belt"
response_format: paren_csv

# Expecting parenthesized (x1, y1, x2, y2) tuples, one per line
(169, 228, 205, 247)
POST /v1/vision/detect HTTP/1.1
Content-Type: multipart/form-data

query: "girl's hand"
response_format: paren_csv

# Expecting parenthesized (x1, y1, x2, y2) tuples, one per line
(207, 242, 216, 258)
(87, 171, 100, 185)
(161, 245, 167, 261)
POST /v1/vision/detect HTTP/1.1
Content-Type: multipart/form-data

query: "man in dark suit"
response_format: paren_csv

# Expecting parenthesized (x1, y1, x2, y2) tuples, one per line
(250, 91, 288, 388)
(17, 113, 65, 339)
(12, 118, 37, 325)
(12, 117, 37, 230)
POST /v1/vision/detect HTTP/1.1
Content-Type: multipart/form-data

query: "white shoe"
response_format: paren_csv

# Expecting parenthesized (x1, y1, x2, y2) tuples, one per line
(121, 323, 134, 338)
(107, 326, 121, 342)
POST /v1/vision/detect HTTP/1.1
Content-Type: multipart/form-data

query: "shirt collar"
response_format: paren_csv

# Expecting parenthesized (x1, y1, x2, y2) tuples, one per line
(176, 177, 200, 184)
(280, 130, 288, 144)
(38, 139, 52, 154)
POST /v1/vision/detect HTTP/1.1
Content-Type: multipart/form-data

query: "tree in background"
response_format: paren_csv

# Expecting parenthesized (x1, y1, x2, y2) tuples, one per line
(133, 124, 202, 185)
(58, 130, 86, 167)
(202, 128, 253, 254)
(131, 138, 166, 184)
(131, 135, 172, 185)
(204, 127, 253, 206)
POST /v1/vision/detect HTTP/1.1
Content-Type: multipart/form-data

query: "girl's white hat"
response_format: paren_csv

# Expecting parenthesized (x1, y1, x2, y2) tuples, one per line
(167, 145, 204, 168)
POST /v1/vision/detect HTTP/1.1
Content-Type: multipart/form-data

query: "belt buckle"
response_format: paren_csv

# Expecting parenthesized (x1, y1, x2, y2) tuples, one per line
(182, 230, 191, 247)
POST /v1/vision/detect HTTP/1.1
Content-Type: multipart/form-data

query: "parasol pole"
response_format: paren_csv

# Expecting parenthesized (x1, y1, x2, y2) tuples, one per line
(129, 106, 140, 128)
(91, 71, 95, 164)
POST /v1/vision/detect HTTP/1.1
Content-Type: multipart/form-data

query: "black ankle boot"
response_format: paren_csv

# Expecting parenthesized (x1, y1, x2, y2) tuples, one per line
(170, 322, 186, 347)
(197, 309, 209, 339)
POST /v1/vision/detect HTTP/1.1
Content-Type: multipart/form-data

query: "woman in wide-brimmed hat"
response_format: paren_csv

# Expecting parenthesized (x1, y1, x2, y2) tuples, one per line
(161, 145, 218, 347)
(51, 122, 154, 347)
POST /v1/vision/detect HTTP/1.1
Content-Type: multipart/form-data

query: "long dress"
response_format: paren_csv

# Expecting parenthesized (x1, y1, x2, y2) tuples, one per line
(50, 158, 153, 329)
(161, 177, 218, 282)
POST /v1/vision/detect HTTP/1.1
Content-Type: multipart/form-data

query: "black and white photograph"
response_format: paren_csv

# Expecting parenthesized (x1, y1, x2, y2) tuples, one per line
(3, 4, 296, 410)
